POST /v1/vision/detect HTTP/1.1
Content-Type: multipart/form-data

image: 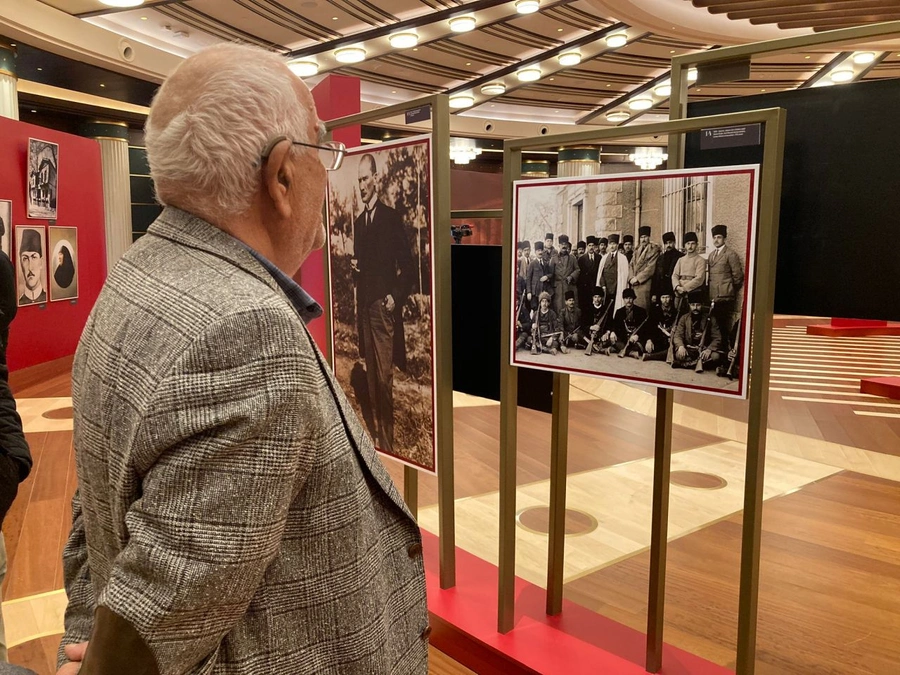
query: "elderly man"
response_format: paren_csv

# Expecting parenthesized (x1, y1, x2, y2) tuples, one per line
(628, 225, 660, 311)
(57, 44, 428, 675)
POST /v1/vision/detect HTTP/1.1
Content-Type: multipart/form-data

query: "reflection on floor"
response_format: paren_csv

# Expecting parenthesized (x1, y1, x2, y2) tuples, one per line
(4, 319, 900, 675)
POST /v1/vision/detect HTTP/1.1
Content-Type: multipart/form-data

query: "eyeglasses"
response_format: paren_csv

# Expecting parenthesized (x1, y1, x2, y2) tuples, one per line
(260, 135, 346, 171)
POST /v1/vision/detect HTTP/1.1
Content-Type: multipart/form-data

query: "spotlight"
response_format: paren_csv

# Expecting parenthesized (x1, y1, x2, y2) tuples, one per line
(449, 16, 476, 32)
(628, 97, 653, 111)
(654, 82, 671, 97)
(830, 68, 854, 83)
(481, 82, 506, 95)
(558, 51, 581, 67)
(334, 46, 366, 63)
(606, 111, 630, 122)
(100, 0, 145, 6)
(853, 52, 875, 65)
(515, 0, 540, 14)
(449, 94, 475, 108)
(388, 32, 418, 49)
(606, 33, 628, 49)
(516, 67, 541, 82)
(287, 60, 319, 77)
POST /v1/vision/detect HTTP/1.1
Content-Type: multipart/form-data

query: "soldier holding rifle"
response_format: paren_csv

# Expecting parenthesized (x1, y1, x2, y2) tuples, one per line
(671, 290, 723, 371)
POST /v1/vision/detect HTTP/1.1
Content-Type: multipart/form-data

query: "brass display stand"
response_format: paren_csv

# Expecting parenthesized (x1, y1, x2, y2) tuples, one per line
(325, 95, 456, 588)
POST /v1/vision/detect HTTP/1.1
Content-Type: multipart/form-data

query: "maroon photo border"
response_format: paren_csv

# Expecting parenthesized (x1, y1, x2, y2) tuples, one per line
(511, 165, 759, 399)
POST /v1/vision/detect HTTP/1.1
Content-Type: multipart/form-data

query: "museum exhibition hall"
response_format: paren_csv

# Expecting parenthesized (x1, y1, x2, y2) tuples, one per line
(1, 1, 899, 674)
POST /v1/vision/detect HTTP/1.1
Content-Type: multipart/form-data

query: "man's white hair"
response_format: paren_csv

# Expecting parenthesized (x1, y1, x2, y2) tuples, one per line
(145, 43, 312, 222)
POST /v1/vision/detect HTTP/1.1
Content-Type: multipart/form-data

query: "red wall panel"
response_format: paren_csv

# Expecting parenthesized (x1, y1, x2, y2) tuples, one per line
(0, 116, 106, 371)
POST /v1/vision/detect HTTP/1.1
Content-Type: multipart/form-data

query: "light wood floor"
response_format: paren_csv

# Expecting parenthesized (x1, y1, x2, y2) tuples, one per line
(4, 317, 900, 674)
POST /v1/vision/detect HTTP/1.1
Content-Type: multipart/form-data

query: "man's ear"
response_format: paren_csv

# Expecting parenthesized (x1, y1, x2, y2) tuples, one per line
(263, 139, 295, 219)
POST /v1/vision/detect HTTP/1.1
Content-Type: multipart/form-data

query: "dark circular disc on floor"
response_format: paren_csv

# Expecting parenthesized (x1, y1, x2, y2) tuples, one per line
(42, 405, 74, 420)
(516, 506, 598, 536)
(671, 470, 728, 490)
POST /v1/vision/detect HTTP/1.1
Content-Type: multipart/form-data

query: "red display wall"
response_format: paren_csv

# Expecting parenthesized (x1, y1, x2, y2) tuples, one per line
(0, 116, 106, 372)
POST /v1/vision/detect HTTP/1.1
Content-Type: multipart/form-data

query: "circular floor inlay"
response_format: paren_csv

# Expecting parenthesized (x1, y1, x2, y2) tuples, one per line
(42, 405, 74, 420)
(671, 470, 728, 490)
(516, 506, 598, 537)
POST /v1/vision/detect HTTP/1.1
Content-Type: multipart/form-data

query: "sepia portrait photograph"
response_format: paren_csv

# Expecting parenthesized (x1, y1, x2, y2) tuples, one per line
(16, 225, 48, 307)
(49, 226, 78, 302)
(0, 199, 10, 257)
(27, 138, 59, 220)
(511, 165, 759, 399)
(326, 135, 437, 472)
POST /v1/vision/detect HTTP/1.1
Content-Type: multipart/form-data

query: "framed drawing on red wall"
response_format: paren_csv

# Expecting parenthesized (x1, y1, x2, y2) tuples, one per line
(0, 199, 10, 257)
(15, 225, 47, 307)
(49, 226, 78, 302)
(27, 139, 59, 220)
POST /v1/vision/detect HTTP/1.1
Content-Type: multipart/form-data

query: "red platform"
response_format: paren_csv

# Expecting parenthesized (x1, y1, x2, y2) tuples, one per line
(423, 531, 731, 675)
(806, 318, 900, 337)
(860, 378, 900, 400)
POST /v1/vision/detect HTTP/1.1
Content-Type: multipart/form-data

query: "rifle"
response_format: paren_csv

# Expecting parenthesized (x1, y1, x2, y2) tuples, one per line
(584, 295, 614, 356)
(618, 313, 650, 358)
(666, 293, 686, 364)
(694, 300, 717, 374)
(726, 317, 741, 379)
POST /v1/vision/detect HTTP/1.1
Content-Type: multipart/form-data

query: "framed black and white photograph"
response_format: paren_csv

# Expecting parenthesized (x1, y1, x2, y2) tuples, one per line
(0, 199, 10, 257)
(15, 225, 48, 307)
(49, 226, 78, 302)
(511, 165, 759, 399)
(326, 135, 437, 472)
(27, 138, 59, 220)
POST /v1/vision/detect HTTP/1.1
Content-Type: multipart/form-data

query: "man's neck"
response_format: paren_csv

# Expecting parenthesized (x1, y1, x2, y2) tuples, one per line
(366, 196, 378, 212)
(22, 285, 42, 301)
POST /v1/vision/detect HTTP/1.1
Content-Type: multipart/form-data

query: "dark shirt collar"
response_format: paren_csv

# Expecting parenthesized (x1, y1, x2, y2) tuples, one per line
(240, 244, 323, 324)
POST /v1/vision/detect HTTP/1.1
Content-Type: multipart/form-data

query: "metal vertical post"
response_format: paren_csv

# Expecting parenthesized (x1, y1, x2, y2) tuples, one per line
(736, 110, 786, 675)
(498, 145, 522, 633)
(546, 372, 570, 615)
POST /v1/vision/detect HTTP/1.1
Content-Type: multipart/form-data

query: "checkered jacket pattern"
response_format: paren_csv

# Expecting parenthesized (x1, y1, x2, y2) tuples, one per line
(58, 208, 428, 674)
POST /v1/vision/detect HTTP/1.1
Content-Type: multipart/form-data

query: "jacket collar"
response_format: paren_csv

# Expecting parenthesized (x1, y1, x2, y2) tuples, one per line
(146, 206, 282, 296)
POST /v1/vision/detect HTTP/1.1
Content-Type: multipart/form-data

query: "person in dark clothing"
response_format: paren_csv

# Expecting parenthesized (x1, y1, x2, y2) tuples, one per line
(576, 236, 601, 325)
(621, 234, 634, 262)
(559, 290, 583, 352)
(0, 244, 32, 664)
(54, 244, 76, 289)
(604, 287, 648, 357)
(643, 291, 679, 362)
(652, 231, 683, 305)
(671, 290, 723, 371)
(526, 242, 554, 310)
(532, 291, 561, 355)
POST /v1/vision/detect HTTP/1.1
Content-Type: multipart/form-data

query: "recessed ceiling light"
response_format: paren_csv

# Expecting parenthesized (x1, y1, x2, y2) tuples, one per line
(830, 68, 854, 83)
(100, 83, 106, 87)
(654, 81, 671, 97)
(606, 33, 628, 49)
(100, 0, 145, 7)
(670, 50, 676, 54)
(515, 0, 540, 14)
(388, 31, 418, 49)
(140, 16, 148, 21)
(466, 62, 471, 66)
(558, 51, 581, 67)
(334, 46, 366, 63)
(37, 67, 42, 71)
(449, 94, 475, 108)
(30, 109, 36, 113)
(481, 82, 506, 95)
(449, 16, 476, 32)
(548, 77, 554, 81)
(516, 67, 541, 82)
(628, 97, 652, 110)
(804, 55, 811, 59)
(287, 60, 319, 77)
(606, 111, 630, 122)
(332, 16, 339, 20)
(760, 88, 766, 92)
(853, 52, 876, 64)
(687, 68, 698, 82)
(557, 28, 563, 33)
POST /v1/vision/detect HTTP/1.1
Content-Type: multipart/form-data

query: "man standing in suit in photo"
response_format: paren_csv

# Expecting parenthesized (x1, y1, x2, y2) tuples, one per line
(353, 153, 413, 454)
(576, 235, 601, 323)
(628, 225, 660, 311)
(706, 224, 744, 354)
(596, 233, 630, 316)
(57, 44, 427, 675)
(652, 231, 683, 305)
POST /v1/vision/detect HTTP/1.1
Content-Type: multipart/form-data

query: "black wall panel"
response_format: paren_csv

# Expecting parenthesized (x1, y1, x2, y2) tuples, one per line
(687, 78, 900, 321)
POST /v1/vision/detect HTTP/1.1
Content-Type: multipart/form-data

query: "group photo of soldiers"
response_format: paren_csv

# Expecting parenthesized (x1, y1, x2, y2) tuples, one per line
(512, 168, 757, 397)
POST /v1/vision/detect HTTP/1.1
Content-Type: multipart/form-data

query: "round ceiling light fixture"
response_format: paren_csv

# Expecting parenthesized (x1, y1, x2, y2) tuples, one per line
(654, 81, 671, 97)
(515, 0, 540, 14)
(687, 67, 698, 82)
(334, 46, 366, 63)
(449, 16, 476, 32)
(606, 33, 628, 49)
(853, 52, 876, 64)
(829, 68, 854, 83)
(558, 51, 581, 67)
(481, 82, 506, 95)
(516, 67, 541, 82)
(388, 31, 419, 49)
(606, 111, 630, 122)
(627, 97, 653, 111)
(287, 60, 319, 78)
(449, 94, 475, 108)
(100, 0, 145, 7)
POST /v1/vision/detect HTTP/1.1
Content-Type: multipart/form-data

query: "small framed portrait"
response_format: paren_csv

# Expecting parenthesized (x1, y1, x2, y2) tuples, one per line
(49, 226, 78, 302)
(0, 199, 10, 257)
(27, 138, 59, 220)
(16, 225, 48, 306)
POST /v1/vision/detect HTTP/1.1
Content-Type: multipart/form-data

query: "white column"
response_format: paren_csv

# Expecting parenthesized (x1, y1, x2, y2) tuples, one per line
(557, 146, 601, 178)
(83, 122, 133, 273)
(0, 41, 18, 120)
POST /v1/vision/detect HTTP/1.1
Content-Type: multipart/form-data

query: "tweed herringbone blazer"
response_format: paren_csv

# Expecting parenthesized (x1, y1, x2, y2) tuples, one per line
(59, 208, 428, 674)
